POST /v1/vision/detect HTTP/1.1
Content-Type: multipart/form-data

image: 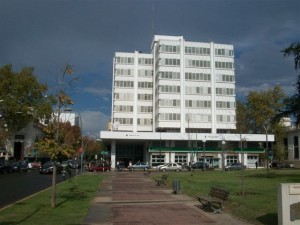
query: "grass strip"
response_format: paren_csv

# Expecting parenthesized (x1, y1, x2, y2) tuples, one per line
(0, 173, 105, 225)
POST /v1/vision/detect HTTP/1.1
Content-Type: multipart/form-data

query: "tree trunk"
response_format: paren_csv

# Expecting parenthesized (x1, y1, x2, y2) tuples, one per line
(51, 163, 57, 208)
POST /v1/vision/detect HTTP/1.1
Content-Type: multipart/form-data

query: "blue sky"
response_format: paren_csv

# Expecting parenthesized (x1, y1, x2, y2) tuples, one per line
(0, 0, 299, 137)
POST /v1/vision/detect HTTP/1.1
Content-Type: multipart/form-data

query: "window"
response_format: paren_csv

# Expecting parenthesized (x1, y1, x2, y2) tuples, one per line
(215, 49, 234, 57)
(138, 106, 153, 113)
(216, 115, 234, 123)
(115, 69, 134, 76)
(151, 155, 165, 164)
(138, 58, 153, 65)
(185, 100, 211, 108)
(216, 74, 235, 82)
(159, 113, 180, 121)
(113, 118, 133, 125)
(138, 82, 153, 89)
(138, 70, 153, 77)
(137, 118, 152, 125)
(186, 59, 210, 68)
(216, 88, 235, 95)
(185, 113, 211, 122)
(161, 58, 180, 66)
(185, 86, 211, 95)
(226, 156, 238, 164)
(160, 71, 180, 79)
(114, 105, 133, 112)
(115, 81, 134, 88)
(115, 57, 134, 64)
(185, 46, 210, 55)
(175, 154, 187, 164)
(160, 44, 180, 53)
(114, 93, 134, 101)
(138, 94, 153, 101)
(159, 99, 180, 107)
(215, 61, 234, 69)
(185, 73, 211, 81)
(216, 101, 235, 109)
(160, 85, 181, 93)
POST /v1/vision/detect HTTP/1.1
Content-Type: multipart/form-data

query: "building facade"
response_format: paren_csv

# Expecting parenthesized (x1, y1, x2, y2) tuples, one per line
(284, 118, 300, 167)
(0, 112, 79, 160)
(101, 35, 273, 169)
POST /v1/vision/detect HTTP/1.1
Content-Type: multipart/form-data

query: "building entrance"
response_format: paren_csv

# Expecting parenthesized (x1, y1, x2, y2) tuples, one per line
(116, 143, 144, 167)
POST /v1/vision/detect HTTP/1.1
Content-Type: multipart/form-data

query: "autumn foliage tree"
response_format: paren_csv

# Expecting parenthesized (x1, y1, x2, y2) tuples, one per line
(36, 65, 78, 208)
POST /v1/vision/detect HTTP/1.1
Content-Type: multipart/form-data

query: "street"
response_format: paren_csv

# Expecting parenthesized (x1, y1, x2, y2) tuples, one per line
(0, 169, 67, 209)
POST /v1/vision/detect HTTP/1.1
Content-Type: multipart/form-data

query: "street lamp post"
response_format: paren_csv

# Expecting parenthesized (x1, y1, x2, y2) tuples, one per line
(222, 139, 225, 171)
(202, 137, 206, 171)
(263, 123, 270, 177)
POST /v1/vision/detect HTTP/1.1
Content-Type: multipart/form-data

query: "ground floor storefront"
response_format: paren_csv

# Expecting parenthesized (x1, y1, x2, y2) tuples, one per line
(100, 131, 273, 169)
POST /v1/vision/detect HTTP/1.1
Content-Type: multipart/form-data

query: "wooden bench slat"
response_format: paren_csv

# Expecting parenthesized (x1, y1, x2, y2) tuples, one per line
(196, 187, 230, 213)
(155, 175, 168, 186)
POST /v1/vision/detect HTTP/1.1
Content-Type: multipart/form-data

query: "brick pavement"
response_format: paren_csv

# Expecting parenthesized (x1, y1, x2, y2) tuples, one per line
(83, 171, 253, 225)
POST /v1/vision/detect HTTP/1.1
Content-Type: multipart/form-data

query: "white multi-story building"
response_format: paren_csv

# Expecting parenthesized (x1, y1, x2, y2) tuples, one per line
(101, 35, 273, 169)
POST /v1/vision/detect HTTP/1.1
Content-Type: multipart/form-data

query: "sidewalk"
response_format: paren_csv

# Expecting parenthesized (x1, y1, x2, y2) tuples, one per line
(83, 171, 253, 225)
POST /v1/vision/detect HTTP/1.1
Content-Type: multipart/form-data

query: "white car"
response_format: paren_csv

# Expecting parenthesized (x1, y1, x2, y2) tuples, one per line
(159, 163, 182, 172)
(156, 163, 168, 170)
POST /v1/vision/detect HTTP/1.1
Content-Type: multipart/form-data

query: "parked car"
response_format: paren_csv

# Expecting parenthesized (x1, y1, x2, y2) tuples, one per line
(187, 161, 209, 171)
(89, 163, 111, 172)
(40, 161, 63, 174)
(0, 161, 12, 173)
(11, 160, 29, 172)
(156, 163, 168, 170)
(28, 161, 41, 169)
(128, 162, 151, 171)
(159, 163, 182, 172)
(68, 160, 80, 169)
(225, 162, 246, 171)
(270, 162, 295, 169)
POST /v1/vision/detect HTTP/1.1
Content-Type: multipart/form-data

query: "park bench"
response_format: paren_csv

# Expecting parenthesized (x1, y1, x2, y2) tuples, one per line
(155, 174, 168, 186)
(195, 187, 230, 213)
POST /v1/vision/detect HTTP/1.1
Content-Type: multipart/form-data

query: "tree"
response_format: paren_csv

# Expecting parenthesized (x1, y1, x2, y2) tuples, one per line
(83, 137, 105, 161)
(235, 100, 250, 134)
(36, 64, 78, 208)
(236, 86, 286, 133)
(0, 65, 52, 153)
(235, 86, 287, 162)
(278, 42, 300, 124)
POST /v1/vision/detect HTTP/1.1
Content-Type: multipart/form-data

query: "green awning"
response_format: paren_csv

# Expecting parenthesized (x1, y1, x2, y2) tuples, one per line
(101, 150, 109, 155)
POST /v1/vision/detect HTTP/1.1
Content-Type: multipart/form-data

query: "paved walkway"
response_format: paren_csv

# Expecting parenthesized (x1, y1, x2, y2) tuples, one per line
(83, 171, 253, 225)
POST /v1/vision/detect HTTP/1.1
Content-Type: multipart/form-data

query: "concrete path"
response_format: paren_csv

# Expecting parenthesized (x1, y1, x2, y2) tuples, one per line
(83, 171, 253, 225)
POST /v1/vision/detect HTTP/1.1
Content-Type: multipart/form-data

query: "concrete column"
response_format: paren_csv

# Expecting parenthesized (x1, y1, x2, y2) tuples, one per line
(111, 140, 116, 168)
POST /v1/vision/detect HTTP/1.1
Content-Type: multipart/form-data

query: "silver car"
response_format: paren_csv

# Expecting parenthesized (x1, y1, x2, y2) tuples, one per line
(225, 162, 246, 171)
(159, 163, 182, 172)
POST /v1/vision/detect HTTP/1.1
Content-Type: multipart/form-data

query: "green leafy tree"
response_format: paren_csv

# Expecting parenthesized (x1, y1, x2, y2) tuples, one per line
(235, 86, 287, 162)
(0, 65, 52, 151)
(278, 42, 300, 124)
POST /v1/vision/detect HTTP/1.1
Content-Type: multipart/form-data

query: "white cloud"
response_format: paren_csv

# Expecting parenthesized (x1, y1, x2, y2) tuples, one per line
(80, 111, 110, 138)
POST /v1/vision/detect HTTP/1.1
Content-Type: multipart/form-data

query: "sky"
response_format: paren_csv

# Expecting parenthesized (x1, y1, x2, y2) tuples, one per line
(0, 0, 299, 137)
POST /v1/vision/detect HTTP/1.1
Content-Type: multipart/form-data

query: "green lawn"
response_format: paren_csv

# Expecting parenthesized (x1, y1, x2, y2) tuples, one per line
(1, 169, 299, 225)
(153, 169, 300, 225)
(0, 174, 106, 225)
